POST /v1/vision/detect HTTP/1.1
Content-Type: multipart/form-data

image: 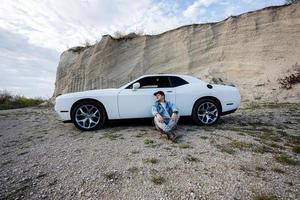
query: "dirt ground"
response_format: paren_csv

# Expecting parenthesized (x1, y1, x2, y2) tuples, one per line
(0, 102, 299, 200)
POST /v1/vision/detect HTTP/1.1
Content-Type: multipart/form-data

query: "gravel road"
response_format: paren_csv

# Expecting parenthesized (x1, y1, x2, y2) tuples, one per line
(0, 103, 299, 200)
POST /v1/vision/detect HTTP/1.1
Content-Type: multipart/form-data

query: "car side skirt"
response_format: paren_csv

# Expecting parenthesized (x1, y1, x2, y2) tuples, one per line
(221, 109, 237, 116)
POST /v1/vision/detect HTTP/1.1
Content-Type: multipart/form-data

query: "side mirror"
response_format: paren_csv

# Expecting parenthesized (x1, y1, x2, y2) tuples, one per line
(132, 82, 140, 90)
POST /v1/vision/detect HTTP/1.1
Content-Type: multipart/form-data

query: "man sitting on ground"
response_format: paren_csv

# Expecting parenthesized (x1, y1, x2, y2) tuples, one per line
(152, 91, 179, 141)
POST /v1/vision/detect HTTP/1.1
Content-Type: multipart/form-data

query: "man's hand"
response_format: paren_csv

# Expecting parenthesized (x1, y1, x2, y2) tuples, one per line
(171, 113, 177, 122)
(156, 113, 164, 123)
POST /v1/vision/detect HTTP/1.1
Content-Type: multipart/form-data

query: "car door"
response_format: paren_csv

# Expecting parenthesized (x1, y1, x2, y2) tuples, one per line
(117, 76, 176, 119)
(169, 76, 190, 116)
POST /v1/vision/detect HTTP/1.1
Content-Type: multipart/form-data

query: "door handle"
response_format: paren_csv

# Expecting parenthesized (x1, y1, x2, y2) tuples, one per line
(166, 91, 173, 93)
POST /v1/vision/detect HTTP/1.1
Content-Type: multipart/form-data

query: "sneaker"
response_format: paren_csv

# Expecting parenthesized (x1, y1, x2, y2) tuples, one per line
(169, 132, 177, 142)
(158, 128, 169, 140)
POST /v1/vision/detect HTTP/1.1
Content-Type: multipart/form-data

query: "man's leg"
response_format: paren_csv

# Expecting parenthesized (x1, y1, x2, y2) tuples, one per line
(154, 116, 172, 137)
(165, 115, 180, 133)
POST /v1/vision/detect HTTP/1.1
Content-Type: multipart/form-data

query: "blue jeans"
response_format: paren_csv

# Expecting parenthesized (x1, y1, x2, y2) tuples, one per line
(154, 115, 180, 135)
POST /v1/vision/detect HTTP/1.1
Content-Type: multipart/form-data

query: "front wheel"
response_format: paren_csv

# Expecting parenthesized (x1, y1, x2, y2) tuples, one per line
(71, 101, 106, 131)
(192, 99, 221, 126)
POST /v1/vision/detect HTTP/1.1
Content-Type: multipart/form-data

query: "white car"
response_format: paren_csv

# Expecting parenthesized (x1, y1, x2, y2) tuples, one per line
(54, 74, 241, 131)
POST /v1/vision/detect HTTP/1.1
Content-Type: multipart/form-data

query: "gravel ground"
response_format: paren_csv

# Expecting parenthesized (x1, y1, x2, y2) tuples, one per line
(0, 103, 299, 200)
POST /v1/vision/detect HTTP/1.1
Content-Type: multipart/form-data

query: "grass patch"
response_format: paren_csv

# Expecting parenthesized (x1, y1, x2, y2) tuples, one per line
(268, 142, 285, 149)
(272, 167, 285, 174)
(103, 171, 117, 180)
(292, 146, 300, 153)
(150, 175, 165, 185)
(128, 167, 139, 173)
(274, 154, 297, 165)
(135, 132, 146, 138)
(247, 131, 282, 143)
(102, 132, 122, 140)
(243, 102, 300, 110)
(144, 139, 161, 148)
(131, 150, 140, 154)
(216, 144, 236, 154)
(0, 90, 45, 110)
(252, 145, 274, 154)
(186, 154, 198, 162)
(286, 135, 300, 145)
(143, 158, 159, 164)
(112, 31, 141, 40)
(259, 140, 285, 150)
(229, 139, 252, 150)
(253, 194, 278, 200)
(83, 39, 92, 48)
(255, 166, 266, 171)
(144, 139, 155, 144)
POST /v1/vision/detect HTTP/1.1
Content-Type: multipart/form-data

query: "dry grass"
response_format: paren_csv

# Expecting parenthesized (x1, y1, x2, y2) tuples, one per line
(150, 175, 165, 185)
(103, 171, 117, 180)
(292, 146, 300, 154)
(274, 154, 297, 165)
(253, 194, 278, 200)
(143, 158, 159, 164)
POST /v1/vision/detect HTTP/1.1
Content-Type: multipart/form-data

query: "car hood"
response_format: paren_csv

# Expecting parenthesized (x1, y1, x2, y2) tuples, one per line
(56, 88, 120, 100)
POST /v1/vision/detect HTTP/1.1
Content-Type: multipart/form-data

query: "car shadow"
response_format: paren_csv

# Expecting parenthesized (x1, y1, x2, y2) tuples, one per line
(105, 116, 194, 128)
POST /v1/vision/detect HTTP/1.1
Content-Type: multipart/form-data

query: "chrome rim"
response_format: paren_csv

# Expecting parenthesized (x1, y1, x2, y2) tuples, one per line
(197, 102, 218, 124)
(75, 104, 100, 129)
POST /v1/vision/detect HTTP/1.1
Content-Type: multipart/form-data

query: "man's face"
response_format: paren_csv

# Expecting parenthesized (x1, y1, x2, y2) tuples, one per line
(155, 94, 164, 101)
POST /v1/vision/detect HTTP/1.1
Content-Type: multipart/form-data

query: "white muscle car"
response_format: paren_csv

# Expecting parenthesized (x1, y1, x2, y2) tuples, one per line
(54, 74, 241, 131)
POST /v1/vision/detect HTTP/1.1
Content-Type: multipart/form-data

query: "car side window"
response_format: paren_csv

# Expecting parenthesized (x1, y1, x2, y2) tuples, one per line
(169, 76, 189, 87)
(126, 76, 172, 89)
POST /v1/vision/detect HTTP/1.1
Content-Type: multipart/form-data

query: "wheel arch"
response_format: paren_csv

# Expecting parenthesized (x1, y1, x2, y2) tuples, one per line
(192, 96, 222, 115)
(70, 98, 108, 121)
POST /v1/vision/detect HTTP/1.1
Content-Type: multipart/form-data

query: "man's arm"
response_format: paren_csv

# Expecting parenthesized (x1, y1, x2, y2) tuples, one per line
(170, 102, 179, 114)
(152, 103, 164, 123)
(152, 104, 159, 117)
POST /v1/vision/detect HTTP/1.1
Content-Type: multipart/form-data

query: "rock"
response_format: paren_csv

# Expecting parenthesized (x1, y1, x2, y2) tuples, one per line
(53, 3, 300, 103)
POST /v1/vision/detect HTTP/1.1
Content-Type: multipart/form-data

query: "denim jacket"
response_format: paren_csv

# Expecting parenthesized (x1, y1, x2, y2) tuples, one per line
(152, 100, 179, 119)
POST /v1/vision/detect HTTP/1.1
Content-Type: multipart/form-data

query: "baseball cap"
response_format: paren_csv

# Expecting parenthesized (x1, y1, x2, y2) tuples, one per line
(153, 91, 165, 96)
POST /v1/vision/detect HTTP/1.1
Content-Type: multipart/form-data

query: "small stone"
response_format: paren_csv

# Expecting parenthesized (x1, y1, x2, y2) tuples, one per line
(85, 192, 91, 197)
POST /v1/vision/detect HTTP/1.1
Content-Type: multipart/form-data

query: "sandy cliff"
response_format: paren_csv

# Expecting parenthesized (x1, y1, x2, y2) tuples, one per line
(53, 2, 300, 103)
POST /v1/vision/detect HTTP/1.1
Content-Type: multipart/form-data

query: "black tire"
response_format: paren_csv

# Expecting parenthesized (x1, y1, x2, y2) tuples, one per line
(71, 100, 106, 131)
(192, 98, 221, 126)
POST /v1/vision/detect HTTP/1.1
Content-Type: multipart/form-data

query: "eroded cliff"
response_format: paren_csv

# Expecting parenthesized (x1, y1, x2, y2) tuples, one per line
(53, 2, 300, 102)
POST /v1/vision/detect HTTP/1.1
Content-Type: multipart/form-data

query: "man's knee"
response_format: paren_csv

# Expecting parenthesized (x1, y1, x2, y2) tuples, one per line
(172, 115, 180, 124)
(154, 116, 160, 125)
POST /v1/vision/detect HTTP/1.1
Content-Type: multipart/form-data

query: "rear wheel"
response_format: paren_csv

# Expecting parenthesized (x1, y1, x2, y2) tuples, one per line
(71, 100, 106, 131)
(192, 99, 221, 126)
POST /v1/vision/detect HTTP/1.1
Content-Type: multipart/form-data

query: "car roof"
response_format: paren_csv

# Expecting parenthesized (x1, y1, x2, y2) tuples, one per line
(140, 73, 190, 78)
(119, 73, 202, 89)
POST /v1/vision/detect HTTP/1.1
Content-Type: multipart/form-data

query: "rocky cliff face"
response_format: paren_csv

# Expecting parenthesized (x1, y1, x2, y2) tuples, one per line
(53, 2, 300, 103)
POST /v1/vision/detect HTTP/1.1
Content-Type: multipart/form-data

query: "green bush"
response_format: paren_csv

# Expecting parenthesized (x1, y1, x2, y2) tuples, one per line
(83, 39, 92, 48)
(113, 31, 127, 40)
(0, 90, 44, 110)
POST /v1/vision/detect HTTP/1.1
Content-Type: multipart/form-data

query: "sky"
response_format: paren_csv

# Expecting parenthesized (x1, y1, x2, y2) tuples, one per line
(0, 0, 286, 98)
